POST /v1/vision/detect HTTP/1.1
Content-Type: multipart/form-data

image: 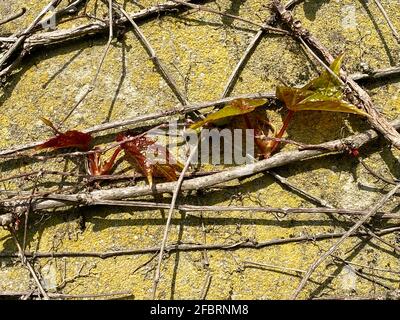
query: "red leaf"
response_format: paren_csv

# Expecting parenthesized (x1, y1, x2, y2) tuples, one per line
(116, 131, 182, 185)
(38, 130, 93, 151)
(232, 111, 276, 159)
(87, 147, 121, 176)
(37, 118, 93, 151)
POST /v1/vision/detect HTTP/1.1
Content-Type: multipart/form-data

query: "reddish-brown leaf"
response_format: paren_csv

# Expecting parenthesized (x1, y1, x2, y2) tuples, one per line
(87, 147, 121, 176)
(37, 119, 92, 151)
(116, 131, 182, 185)
(231, 109, 275, 159)
(37, 130, 93, 151)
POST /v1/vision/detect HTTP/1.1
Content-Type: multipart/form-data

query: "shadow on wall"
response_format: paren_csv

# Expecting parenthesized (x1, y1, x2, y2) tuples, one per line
(302, 0, 330, 21)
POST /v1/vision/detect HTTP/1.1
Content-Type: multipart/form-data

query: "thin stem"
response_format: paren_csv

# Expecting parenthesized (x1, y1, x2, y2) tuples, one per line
(268, 109, 295, 156)
(1, 227, 399, 259)
(373, 0, 400, 44)
(152, 142, 199, 299)
(0, 8, 26, 26)
(2, 118, 400, 212)
(9, 228, 50, 300)
(60, 0, 114, 125)
(115, 3, 188, 106)
(0, 291, 132, 299)
(298, 37, 345, 86)
(170, 0, 289, 34)
(292, 183, 400, 299)
(0, 0, 59, 69)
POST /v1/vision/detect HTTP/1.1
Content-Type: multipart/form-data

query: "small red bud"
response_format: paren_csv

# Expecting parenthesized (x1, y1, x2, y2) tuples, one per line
(350, 148, 359, 157)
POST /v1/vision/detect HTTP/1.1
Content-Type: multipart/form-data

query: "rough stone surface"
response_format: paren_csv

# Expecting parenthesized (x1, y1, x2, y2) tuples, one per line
(0, 0, 400, 299)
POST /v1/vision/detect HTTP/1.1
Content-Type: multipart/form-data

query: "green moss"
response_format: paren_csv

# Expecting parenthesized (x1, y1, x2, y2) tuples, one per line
(1, 0, 400, 299)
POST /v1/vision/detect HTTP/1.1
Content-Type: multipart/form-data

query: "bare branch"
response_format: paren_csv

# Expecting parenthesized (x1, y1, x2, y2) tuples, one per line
(0, 291, 132, 299)
(1, 227, 399, 259)
(170, 0, 289, 34)
(152, 139, 198, 298)
(0, 8, 26, 26)
(2, 116, 399, 212)
(0, 0, 60, 69)
(292, 183, 400, 299)
(60, 0, 114, 125)
(8, 228, 50, 300)
(373, 0, 400, 44)
(273, 0, 400, 149)
(114, 3, 188, 106)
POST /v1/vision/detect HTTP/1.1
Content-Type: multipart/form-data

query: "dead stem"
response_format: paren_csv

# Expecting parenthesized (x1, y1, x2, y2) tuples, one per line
(115, 3, 188, 106)
(170, 0, 288, 34)
(358, 157, 398, 185)
(292, 183, 400, 299)
(151, 140, 198, 299)
(60, 0, 114, 125)
(3, 201, 400, 228)
(0, 291, 132, 299)
(0, 0, 60, 69)
(373, 0, 400, 44)
(2, 118, 400, 212)
(1, 226, 399, 259)
(269, 167, 400, 260)
(0, 8, 26, 26)
(8, 228, 50, 300)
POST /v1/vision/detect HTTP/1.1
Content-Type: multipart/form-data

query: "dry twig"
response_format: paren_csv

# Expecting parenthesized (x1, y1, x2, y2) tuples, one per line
(2, 117, 400, 213)
(114, 2, 187, 106)
(0, 8, 26, 26)
(61, 0, 114, 125)
(0, 0, 60, 69)
(8, 228, 50, 300)
(273, 0, 400, 149)
(151, 138, 198, 299)
(292, 183, 400, 299)
(1, 226, 399, 259)
(372, 0, 400, 44)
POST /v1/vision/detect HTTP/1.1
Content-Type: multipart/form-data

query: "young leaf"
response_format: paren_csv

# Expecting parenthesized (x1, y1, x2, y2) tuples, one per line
(190, 98, 268, 129)
(235, 110, 275, 158)
(116, 131, 182, 185)
(304, 53, 344, 91)
(276, 86, 311, 111)
(153, 163, 179, 182)
(40, 117, 61, 134)
(276, 54, 369, 117)
(289, 92, 367, 115)
(87, 147, 121, 176)
(37, 117, 93, 151)
(37, 131, 93, 151)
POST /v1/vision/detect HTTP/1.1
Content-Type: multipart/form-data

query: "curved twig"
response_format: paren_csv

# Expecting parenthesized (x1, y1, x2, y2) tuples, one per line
(292, 183, 400, 299)
(0, 8, 26, 26)
(2, 117, 400, 212)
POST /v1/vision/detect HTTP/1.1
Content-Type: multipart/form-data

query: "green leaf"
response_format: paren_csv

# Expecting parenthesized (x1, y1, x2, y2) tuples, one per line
(276, 86, 312, 110)
(290, 92, 369, 116)
(276, 53, 369, 117)
(190, 98, 268, 129)
(40, 117, 61, 134)
(304, 53, 344, 92)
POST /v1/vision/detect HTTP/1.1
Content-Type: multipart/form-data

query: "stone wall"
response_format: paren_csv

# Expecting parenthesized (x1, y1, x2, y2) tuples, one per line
(0, 0, 399, 299)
